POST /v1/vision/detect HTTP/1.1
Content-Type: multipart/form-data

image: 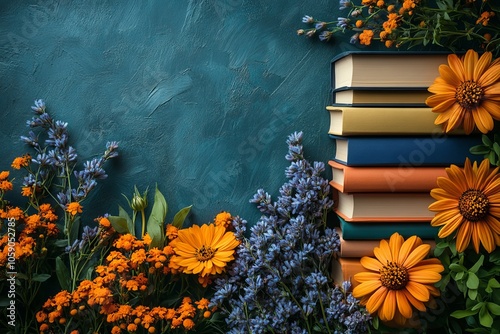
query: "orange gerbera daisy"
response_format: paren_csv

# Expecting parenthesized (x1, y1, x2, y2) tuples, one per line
(353, 233, 443, 325)
(426, 49, 500, 134)
(429, 158, 500, 253)
(169, 224, 239, 277)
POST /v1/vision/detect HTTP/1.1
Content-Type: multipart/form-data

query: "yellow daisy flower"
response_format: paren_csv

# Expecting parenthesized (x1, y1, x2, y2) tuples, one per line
(170, 224, 239, 277)
(353, 233, 443, 325)
(429, 158, 500, 253)
(426, 49, 500, 134)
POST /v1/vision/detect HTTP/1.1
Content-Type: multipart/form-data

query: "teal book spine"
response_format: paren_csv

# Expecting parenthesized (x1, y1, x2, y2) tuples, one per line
(338, 215, 438, 240)
(330, 134, 482, 166)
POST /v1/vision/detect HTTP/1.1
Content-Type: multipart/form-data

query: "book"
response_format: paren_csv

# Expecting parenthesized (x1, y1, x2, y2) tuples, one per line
(336, 227, 435, 258)
(332, 87, 431, 106)
(331, 257, 364, 290)
(330, 51, 450, 90)
(330, 134, 482, 166)
(338, 215, 438, 240)
(327, 105, 469, 135)
(328, 160, 447, 193)
(333, 190, 435, 222)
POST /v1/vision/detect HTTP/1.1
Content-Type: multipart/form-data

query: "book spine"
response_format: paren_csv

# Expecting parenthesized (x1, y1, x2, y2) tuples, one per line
(329, 161, 447, 193)
(331, 134, 482, 166)
(331, 257, 364, 290)
(339, 216, 438, 240)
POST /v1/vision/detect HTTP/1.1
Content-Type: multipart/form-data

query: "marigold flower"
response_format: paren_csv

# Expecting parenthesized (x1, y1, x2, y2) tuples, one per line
(183, 318, 195, 330)
(353, 233, 444, 324)
(0, 171, 9, 180)
(355, 20, 364, 28)
(429, 158, 500, 253)
(359, 29, 374, 45)
(426, 49, 500, 134)
(214, 211, 232, 228)
(169, 223, 240, 277)
(0, 180, 13, 191)
(166, 224, 178, 240)
(476, 11, 495, 26)
(66, 202, 83, 216)
(11, 154, 31, 169)
(21, 186, 33, 196)
(195, 297, 210, 310)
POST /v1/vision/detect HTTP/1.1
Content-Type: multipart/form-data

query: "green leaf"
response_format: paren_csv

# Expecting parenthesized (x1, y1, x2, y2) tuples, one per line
(482, 135, 493, 147)
(487, 302, 500, 316)
(469, 255, 484, 273)
(108, 215, 130, 234)
(488, 150, 496, 165)
(469, 288, 478, 300)
(53, 239, 68, 248)
(118, 205, 134, 237)
(56, 256, 70, 292)
(479, 305, 493, 328)
(172, 205, 192, 229)
(469, 145, 490, 155)
(32, 274, 51, 282)
(450, 263, 466, 273)
(488, 278, 500, 289)
(0, 298, 10, 307)
(467, 272, 480, 290)
(147, 186, 168, 248)
(451, 309, 479, 318)
(494, 142, 500, 158)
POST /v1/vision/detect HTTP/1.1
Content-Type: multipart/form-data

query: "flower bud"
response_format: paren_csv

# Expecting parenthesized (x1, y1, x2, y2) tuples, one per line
(131, 194, 147, 211)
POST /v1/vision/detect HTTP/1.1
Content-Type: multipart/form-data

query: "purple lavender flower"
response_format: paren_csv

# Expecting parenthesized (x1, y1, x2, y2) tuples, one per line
(31, 99, 46, 114)
(212, 133, 370, 332)
(302, 15, 314, 24)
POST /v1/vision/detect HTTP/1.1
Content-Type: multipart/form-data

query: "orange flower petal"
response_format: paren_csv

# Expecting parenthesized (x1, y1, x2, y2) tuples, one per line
(352, 279, 382, 298)
(360, 256, 383, 271)
(396, 290, 413, 319)
(405, 281, 430, 302)
(365, 286, 388, 314)
(380, 290, 396, 321)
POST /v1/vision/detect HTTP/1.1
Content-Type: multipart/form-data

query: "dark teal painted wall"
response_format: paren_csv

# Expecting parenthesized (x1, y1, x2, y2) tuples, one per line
(0, 1, 361, 225)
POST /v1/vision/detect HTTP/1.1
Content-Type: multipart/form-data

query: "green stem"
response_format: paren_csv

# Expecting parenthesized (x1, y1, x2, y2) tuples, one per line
(141, 209, 146, 237)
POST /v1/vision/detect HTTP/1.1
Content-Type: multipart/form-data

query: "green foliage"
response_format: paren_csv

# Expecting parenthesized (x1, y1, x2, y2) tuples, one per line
(433, 239, 500, 331)
(108, 185, 192, 246)
(470, 134, 500, 166)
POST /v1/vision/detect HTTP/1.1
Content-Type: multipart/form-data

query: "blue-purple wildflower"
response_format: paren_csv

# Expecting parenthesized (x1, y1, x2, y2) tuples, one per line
(211, 132, 371, 333)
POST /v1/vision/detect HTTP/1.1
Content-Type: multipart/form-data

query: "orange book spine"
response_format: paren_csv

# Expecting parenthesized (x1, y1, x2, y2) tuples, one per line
(328, 160, 447, 193)
(331, 257, 364, 290)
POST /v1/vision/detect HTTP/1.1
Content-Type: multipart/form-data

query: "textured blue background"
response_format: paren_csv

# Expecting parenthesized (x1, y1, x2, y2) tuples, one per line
(0, 1, 365, 226)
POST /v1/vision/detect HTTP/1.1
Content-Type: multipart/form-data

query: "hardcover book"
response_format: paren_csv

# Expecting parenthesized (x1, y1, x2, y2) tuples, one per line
(330, 134, 482, 166)
(332, 87, 431, 106)
(330, 51, 450, 90)
(327, 105, 468, 136)
(328, 160, 447, 193)
(336, 227, 436, 258)
(337, 215, 438, 240)
(331, 257, 364, 290)
(333, 190, 435, 222)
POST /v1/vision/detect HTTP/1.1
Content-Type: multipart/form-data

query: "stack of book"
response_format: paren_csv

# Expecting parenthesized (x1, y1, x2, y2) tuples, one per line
(328, 51, 482, 289)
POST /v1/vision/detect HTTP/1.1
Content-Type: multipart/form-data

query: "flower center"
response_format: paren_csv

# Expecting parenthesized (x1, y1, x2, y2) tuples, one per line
(459, 189, 489, 222)
(379, 261, 409, 290)
(195, 245, 215, 261)
(455, 80, 484, 110)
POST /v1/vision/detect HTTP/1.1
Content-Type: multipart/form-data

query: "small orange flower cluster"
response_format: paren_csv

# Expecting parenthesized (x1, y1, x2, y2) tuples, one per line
(0, 203, 59, 274)
(11, 154, 31, 170)
(36, 214, 230, 333)
(0, 171, 13, 192)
